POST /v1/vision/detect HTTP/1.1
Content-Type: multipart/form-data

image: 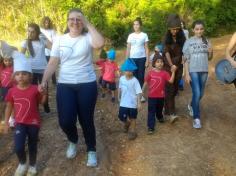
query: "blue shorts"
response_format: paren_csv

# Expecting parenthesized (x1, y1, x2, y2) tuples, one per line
(101, 80, 116, 90)
(118, 107, 138, 121)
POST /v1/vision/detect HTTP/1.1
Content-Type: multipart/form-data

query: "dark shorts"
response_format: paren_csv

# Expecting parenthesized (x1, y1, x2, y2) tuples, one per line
(101, 80, 116, 90)
(118, 107, 138, 121)
(0, 87, 10, 101)
(98, 76, 103, 85)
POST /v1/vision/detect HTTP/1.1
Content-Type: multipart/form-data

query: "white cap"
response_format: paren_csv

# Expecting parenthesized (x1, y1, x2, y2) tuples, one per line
(12, 51, 32, 73)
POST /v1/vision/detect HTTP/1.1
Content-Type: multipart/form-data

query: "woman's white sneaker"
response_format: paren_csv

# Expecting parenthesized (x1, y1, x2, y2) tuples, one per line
(14, 163, 27, 176)
(27, 166, 37, 176)
(66, 142, 77, 159)
(86, 151, 97, 167)
(193, 119, 202, 129)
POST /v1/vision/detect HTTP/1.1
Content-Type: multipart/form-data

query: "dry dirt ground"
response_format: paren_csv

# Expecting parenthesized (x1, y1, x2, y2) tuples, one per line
(0, 34, 235, 176)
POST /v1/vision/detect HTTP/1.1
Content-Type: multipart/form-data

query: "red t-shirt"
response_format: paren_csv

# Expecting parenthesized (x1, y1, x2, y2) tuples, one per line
(0, 66, 13, 87)
(145, 70, 170, 98)
(102, 61, 119, 82)
(95, 59, 106, 76)
(5, 85, 42, 127)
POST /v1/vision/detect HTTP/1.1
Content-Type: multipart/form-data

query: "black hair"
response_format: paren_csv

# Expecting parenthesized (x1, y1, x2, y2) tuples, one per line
(134, 17, 142, 26)
(27, 23, 40, 57)
(192, 20, 208, 45)
(152, 52, 164, 67)
(164, 29, 186, 48)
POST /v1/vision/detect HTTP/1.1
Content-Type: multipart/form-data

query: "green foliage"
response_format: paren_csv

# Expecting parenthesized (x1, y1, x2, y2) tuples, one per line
(0, 0, 235, 47)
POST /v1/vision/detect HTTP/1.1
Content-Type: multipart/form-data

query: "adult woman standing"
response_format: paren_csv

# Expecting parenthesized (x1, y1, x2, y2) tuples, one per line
(40, 16, 57, 85)
(163, 14, 186, 122)
(126, 17, 149, 101)
(39, 8, 104, 167)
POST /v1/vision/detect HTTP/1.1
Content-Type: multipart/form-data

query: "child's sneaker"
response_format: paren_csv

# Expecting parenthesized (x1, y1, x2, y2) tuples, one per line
(14, 163, 27, 176)
(66, 142, 77, 159)
(188, 104, 193, 117)
(9, 116, 15, 128)
(147, 128, 154, 135)
(170, 114, 178, 123)
(128, 131, 137, 140)
(86, 151, 97, 167)
(193, 119, 202, 129)
(27, 166, 37, 176)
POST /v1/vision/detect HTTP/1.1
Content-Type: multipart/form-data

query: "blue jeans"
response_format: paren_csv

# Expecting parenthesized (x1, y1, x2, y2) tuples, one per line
(14, 124, 39, 166)
(147, 97, 164, 129)
(190, 72, 208, 119)
(56, 81, 97, 151)
(132, 58, 146, 88)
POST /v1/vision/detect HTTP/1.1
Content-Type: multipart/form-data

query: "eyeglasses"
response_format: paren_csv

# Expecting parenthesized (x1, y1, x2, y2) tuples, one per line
(68, 18, 80, 22)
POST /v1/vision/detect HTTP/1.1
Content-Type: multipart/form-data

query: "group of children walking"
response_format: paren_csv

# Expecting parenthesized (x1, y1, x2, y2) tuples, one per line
(0, 13, 213, 175)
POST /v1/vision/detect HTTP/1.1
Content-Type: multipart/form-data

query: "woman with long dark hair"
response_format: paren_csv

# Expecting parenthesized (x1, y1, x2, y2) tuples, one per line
(163, 14, 186, 123)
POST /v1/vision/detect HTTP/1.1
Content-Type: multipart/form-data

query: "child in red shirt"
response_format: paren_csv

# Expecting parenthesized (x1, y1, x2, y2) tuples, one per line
(4, 55, 47, 176)
(101, 49, 119, 102)
(142, 53, 177, 134)
(95, 48, 107, 86)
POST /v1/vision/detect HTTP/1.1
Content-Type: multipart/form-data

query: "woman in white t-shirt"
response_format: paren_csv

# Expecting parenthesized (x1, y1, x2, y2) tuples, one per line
(126, 17, 149, 91)
(21, 23, 51, 113)
(39, 8, 104, 167)
(40, 16, 57, 85)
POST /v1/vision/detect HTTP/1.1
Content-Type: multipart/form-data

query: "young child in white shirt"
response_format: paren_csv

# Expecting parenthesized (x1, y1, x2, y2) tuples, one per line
(118, 59, 142, 140)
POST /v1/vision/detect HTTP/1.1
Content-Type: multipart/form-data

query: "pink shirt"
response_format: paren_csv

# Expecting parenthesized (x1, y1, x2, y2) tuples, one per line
(145, 70, 170, 98)
(102, 61, 119, 83)
(5, 85, 42, 127)
(0, 66, 13, 88)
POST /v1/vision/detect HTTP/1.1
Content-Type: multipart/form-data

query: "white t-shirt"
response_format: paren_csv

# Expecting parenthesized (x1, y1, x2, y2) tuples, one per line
(50, 33, 96, 84)
(119, 75, 142, 108)
(127, 32, 149, 58)
(40, 28, 57, 56)
(21, 39, 47, 70)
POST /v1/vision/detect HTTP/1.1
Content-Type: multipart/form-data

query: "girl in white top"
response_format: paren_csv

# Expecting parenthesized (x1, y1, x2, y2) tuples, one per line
(21, 23, 51, 113)
(40, 16, 57, 84)
(39, 8, 104, 167)
(126, 17, 149, 90)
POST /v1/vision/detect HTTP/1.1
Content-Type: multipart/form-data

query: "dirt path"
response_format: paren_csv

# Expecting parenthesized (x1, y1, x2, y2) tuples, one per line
(0, 34, 236, 176)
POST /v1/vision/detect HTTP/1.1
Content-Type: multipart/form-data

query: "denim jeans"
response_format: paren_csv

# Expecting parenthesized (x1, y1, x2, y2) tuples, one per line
(56, 81, 97, 151)
(190, 72, 208, 119)
(132, 58, 146, 88)
(14, 124, 39, 166)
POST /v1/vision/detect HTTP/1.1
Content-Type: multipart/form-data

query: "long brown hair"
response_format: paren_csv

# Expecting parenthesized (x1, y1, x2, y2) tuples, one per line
(27, 23, 40, 57)
(192, 20, 208, 45)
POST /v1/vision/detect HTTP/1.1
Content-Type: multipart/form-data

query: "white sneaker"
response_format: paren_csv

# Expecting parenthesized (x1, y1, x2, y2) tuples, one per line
(14, 163, 27, 176)
(86, 151, 97, 167)
(9, 116, 15, 127)
(170, 114, 178, 123)
(141, 96, 146, 103)
(27, 166, 37, 176)
(193, 119, 202, 129)
(66, 142, 77, 159)
(187, 104, 193, 117)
